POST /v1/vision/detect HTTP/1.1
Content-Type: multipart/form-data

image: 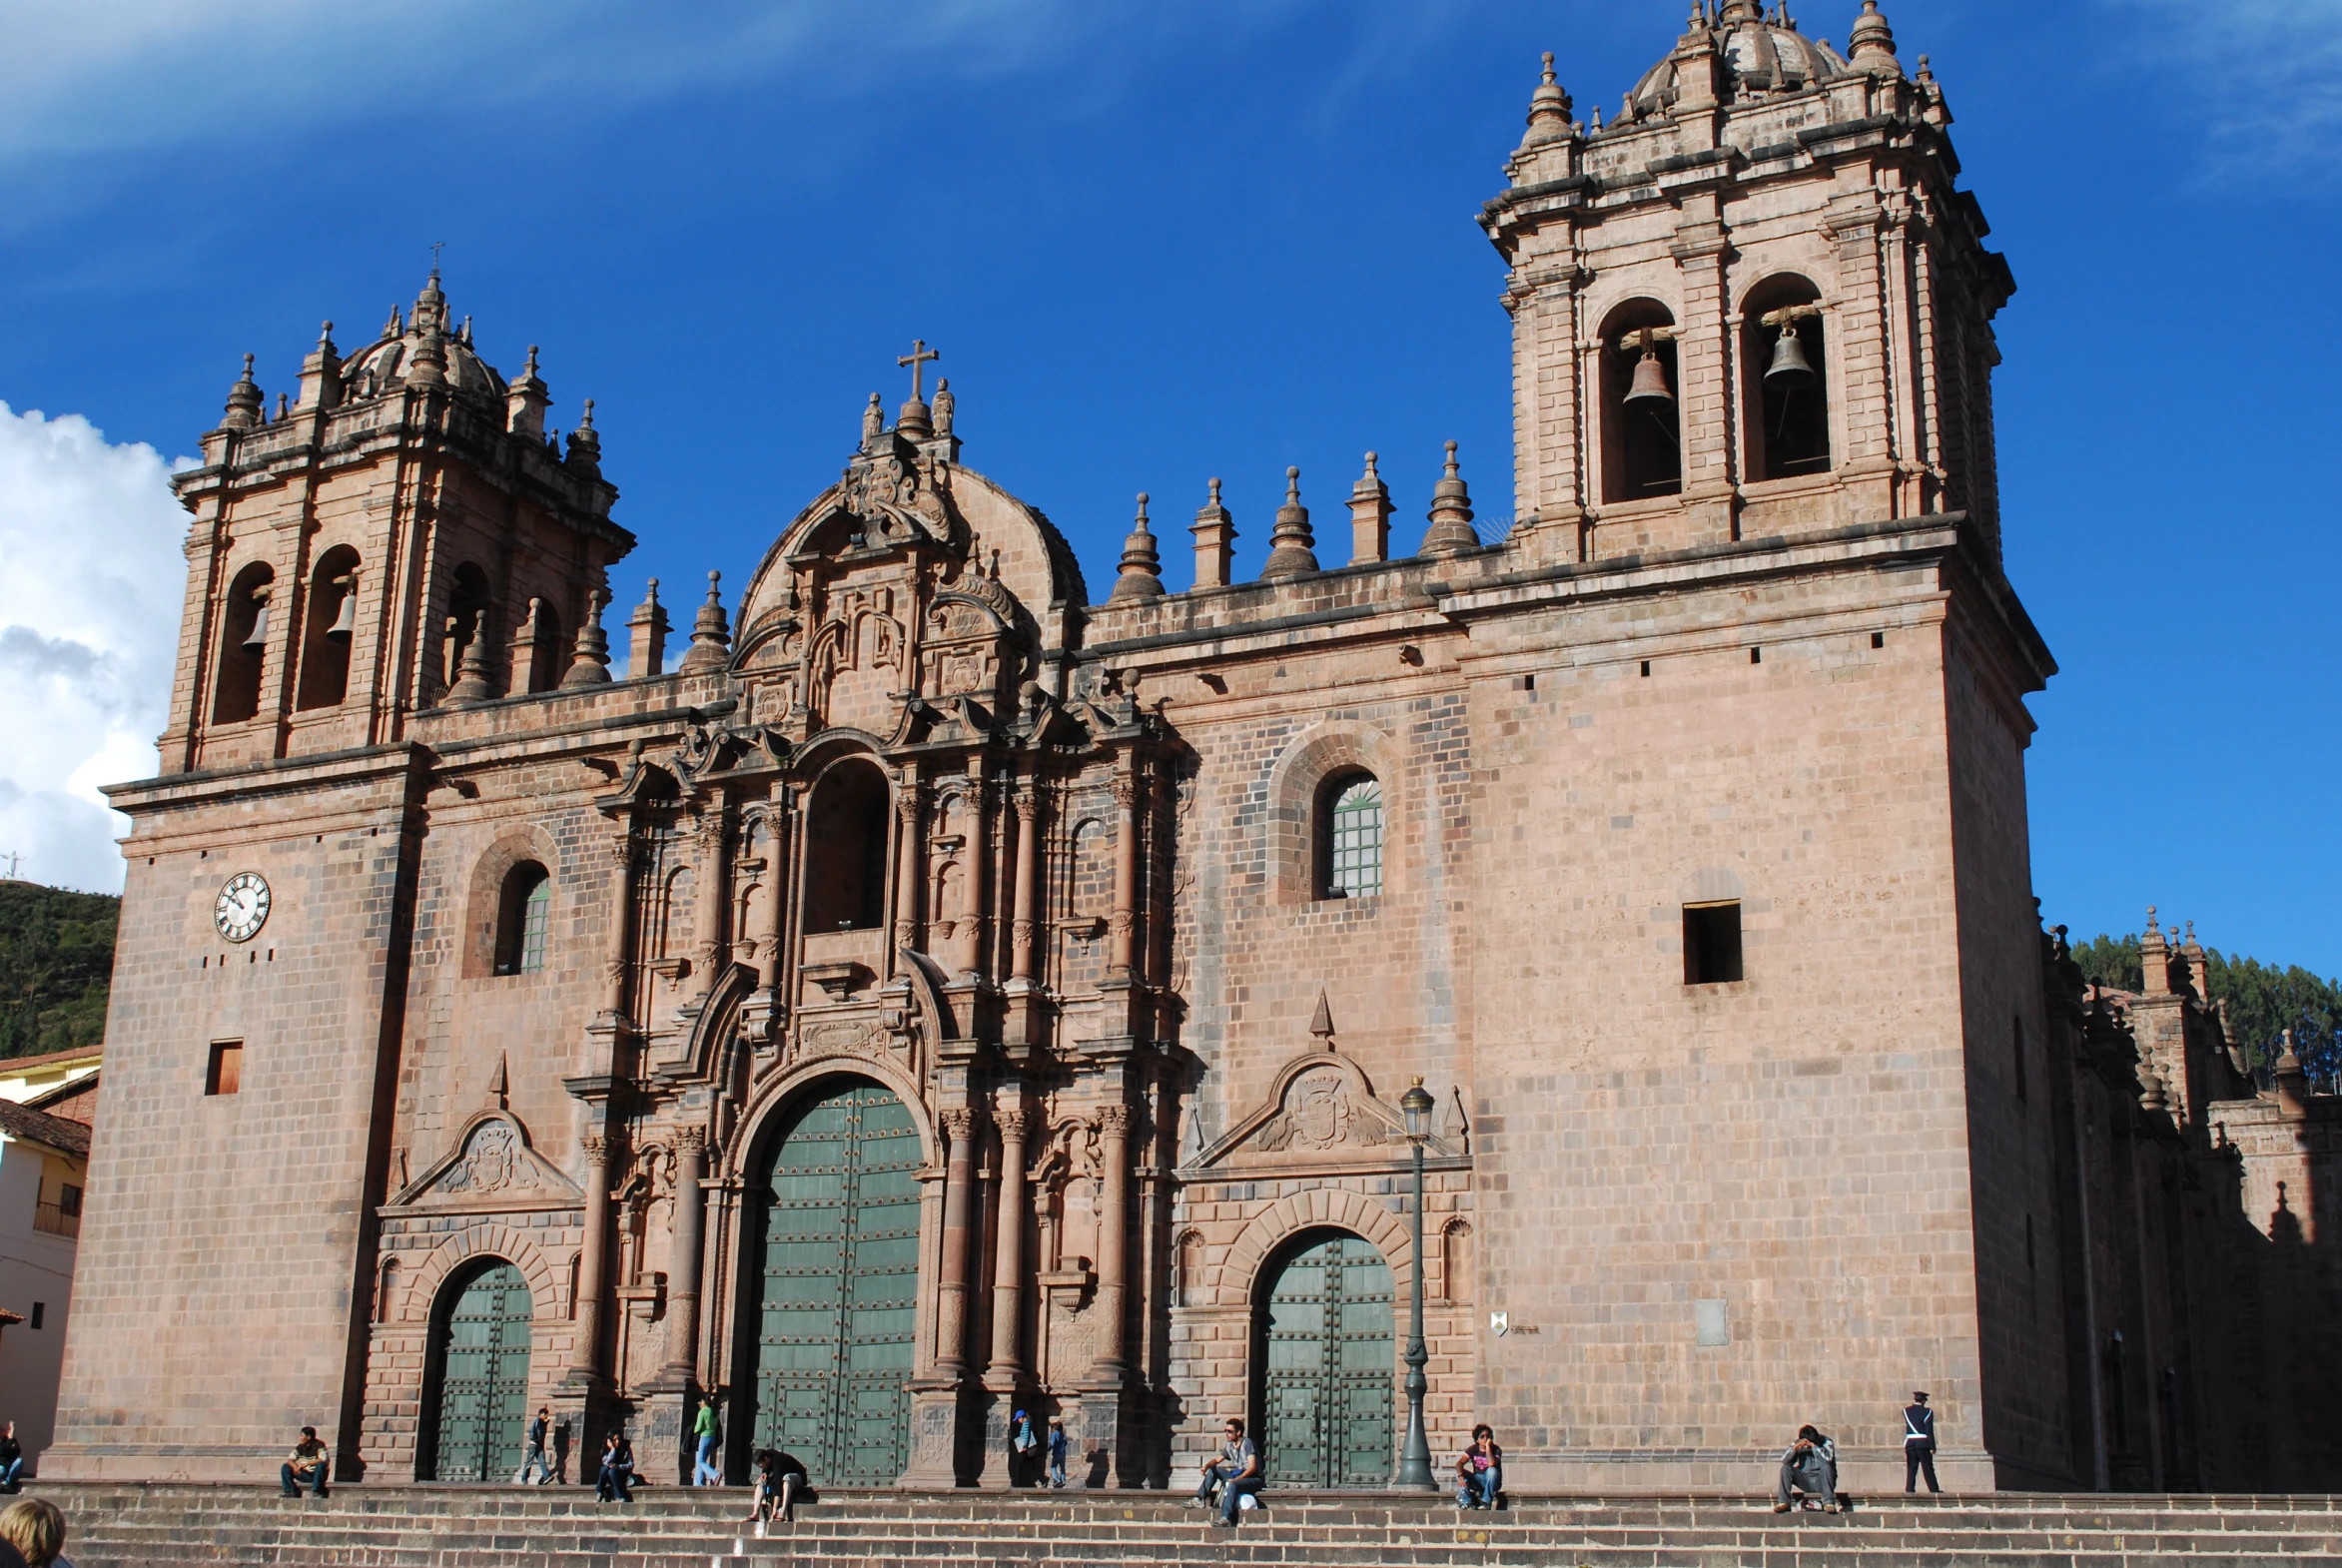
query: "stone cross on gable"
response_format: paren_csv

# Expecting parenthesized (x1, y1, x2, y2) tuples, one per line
(898, 339, 939, 401)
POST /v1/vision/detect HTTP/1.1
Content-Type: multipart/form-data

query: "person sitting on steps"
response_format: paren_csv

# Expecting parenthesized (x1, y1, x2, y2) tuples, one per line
(1455, 1425, 1503, 1509)
(279, 1426, 329, 1499)
(745, 1448, 807, 1531)
(1192, 1417, 1262, 1528)
(1773, 1424, 1839, 1513)
(595, 1432, 635, 1503)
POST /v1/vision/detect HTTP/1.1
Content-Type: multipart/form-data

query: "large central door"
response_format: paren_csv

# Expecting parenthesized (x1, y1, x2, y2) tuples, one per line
(749, 1078, 922, 1484)
(1259, 1231, 1395, 1488)
(427, 1260, 533, 1481)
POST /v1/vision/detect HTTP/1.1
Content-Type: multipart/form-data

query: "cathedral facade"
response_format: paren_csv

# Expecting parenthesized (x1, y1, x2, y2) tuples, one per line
(48, 3, 2341, 1495)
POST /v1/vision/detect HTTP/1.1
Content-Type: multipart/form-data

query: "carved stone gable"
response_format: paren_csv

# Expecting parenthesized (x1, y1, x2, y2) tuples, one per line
(1256, 1066, 1382, 1153)
(388, 1111, 583, 1210)
(1187, 1049, 1454, 1172)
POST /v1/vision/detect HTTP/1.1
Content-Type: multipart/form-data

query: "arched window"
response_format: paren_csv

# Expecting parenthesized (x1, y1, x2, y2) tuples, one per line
(212, 562, 275, 724)
(1600, 300, 1683, 503)
(1316, 772, 1383, 900)
(1743, 274, 1831, 479)
(804, 759, 890, 932)
(1439, 1219, 1473, 1304)
(493, 862, 551, 976)
(376, 1256, 400, 1322)
(520, 596, 565, 695)
(1176, 1229, 1205, 1309)
(296, 544, 361, 710)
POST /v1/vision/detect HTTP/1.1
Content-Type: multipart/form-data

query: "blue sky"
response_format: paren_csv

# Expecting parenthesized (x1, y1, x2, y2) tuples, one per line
(1, 0, 2335, 974)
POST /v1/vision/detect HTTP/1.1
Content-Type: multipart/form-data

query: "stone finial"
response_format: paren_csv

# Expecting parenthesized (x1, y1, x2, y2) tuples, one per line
(1260, 467, 1319, 580)
(1347, 452, 1392, 566)
(1521, 52, 1573, 145)
(2275, 1029, 2311, 1118)
(560, 586, 614, 688)
(862, 392, 885, 443)
(678, 570, 732, 674)
(932, 377, 955, 438)
(447, 604, 499, 705)
(406, 325, 449, 389)
(1191, 476, 1235, 591)
(1109, 493, 1166, 604)
(506, 345, 549, 439)
(1309, 989, 1336, 1047)
(566, 397, 602, 473)
(1420, 439, 1480, 556)
(220, 353, 264, 431)
(1848, 0, 1902, 76)
(297, 321, 342, 412)
(626, 577, 670, 680)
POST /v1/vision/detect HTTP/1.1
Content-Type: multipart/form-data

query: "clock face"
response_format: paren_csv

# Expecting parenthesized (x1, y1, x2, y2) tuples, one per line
(214, 871, 271, 943)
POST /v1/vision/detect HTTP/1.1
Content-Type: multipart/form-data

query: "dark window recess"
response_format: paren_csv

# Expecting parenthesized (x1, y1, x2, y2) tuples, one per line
(1640, 660, 1652, 678)
(805, 761, 892, 931)
(207, 1040, 244, 1096)
(59, 1183, 83, 1216)
(1750, 647, 1763, 664)
(1871, 631, 1886, 649)
(494, 863, 552, 976)
(30, 1302, 45, 1329)
(1684, 902, 1744, 985)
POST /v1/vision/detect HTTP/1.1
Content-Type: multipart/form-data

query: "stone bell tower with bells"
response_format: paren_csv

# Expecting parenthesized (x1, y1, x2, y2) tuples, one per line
(1484, 2, 2013, 563)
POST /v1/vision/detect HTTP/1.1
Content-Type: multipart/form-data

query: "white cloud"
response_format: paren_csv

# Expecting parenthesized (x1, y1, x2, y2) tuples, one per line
(0, 402, 188, 893)
(2103, 0, 2342, 173)
(0, 0, 1159, 167)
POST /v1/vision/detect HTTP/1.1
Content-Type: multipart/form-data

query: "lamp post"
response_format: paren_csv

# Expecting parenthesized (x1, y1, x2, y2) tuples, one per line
(1397, 1076, 1437, 1490)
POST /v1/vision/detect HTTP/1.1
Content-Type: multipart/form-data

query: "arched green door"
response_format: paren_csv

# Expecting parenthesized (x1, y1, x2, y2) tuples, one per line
(1259, 1232, 1394, 1488)
(428, 1261, 533, 1481)
(749, 1079, 923, 1484)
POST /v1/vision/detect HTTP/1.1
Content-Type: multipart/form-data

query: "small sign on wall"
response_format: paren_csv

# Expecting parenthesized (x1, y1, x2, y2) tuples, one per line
(1696, 1298, 1730, 1346)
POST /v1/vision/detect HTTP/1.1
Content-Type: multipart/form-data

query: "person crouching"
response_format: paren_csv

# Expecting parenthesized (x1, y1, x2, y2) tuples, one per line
(1773, 1424, 1839, 1513)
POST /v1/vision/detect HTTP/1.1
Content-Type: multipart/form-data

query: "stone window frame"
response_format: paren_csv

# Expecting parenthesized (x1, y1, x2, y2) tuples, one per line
(461, 826, 563, 981)
(1317, 773, 1384, 900)
(1266, 720, 1404, 906)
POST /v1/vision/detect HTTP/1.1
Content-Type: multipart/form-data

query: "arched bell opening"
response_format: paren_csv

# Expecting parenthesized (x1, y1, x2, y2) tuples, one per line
(1599, 299, 1683, 503)
(1742, 274, 1831, 479)
(417, 1256, 534, 1482)
(1248, 1227, 1396, 1489)
(521, 597, 566, 695)
(211, 561, 275, 725)
(803, 757, 891, 935)
(440, 561, 494, 696)
(725, 1073, 922, 1487)
(295, 544, 362, 711)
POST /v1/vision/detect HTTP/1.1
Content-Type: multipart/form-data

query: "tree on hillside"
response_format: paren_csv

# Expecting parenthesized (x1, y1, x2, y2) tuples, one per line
(2067, 929, 2341, 1090)
(0, 881, 118, 1059)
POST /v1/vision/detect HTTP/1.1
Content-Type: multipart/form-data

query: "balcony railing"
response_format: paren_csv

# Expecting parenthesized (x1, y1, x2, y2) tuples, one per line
(32, 1200, 80, 1238)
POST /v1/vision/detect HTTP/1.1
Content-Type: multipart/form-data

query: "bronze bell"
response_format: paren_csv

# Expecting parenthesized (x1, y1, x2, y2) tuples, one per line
(1765, 324, 1816, 390)
(325, 575, 358, 642)
(1624, 348, 1674, 406)
(241, 592, 271, 653)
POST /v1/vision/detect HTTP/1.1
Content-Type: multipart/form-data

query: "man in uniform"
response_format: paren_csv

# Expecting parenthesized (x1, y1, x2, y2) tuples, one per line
(1903, 1390, 1940, 1493)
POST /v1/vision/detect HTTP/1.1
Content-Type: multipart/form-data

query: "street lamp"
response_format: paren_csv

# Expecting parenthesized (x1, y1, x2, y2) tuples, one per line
(1397, 1076, 1437, 1490)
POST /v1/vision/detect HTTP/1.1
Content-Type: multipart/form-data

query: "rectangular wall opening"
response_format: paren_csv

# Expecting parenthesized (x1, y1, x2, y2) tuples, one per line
(1683, 902, 1744, 985)
(206, 1040, 244, 1096)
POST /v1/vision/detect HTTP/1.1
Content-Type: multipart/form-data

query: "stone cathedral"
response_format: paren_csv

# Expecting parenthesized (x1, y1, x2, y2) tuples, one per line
(50, 2, 2342, 1497)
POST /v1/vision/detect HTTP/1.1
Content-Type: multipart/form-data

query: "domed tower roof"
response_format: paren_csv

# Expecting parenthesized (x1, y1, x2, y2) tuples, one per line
(1628, 2, 1857, 117)
(336, 269, 512, 411)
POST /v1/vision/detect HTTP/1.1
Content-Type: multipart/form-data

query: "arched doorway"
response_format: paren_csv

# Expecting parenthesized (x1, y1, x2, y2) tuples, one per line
(1255, 1230, 1395, 1488)
(421, 1259, 533, 1481)
(741, 1077, 922, 1484)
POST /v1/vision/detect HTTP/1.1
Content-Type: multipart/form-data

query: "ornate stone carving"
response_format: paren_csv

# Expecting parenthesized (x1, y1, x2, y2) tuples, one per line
(1256, 1067, 1383, 1154)
(799, 1019, 890, 1063)
(438, 1119, 541, 1195)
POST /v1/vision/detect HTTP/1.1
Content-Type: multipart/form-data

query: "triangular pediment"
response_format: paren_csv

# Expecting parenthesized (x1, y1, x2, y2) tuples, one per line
(387, 1111, 582, 1211)
(1190, 1048, 1455, 1171)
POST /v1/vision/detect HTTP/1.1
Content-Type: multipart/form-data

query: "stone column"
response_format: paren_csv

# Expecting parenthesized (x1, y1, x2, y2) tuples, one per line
(1107, 772, 1141, 983)
(988, 1109, 1033, 1380)
(1669, 209, 1738, 544)
(567, 1134, 614, 1385)
(691, 808, 729, 996)
(893, 775, 924, 960)
(1008, 785, 1041, 983)
(1088, 1106, 1132, 1381)
(935, 1107, 980, 1378)
(600, 826, 638, 1022)
(656, 1127, 709, 1385)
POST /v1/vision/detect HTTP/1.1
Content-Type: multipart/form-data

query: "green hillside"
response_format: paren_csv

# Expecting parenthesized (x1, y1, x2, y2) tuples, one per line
(0, 880, 119, 1060)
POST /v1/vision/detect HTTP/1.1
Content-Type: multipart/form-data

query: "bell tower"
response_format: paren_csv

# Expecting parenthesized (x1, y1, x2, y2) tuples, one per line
(158, 271, 633, 773)
(1482, 1, 2012, 561)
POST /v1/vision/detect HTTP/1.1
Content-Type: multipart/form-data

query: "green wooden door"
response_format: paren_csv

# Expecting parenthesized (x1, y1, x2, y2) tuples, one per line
(1260, 1233, 1394, 1488)
(751, 1079, 923, 1485)
(429, 1261, 533, 1481)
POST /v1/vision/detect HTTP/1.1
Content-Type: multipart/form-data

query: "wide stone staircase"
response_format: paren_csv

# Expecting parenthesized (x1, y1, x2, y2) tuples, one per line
(28, 1482, 2342, 1567)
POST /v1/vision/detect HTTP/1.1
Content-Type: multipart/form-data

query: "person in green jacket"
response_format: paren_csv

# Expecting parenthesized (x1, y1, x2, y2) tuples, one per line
(691, 1395, 723, 1486)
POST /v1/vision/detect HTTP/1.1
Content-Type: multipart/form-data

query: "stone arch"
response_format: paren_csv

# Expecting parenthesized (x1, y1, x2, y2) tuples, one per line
(416, 1249, 541, 1483)
(1263, 720, 1404, 906)
(1211, 1185, 1413, 1312)
(1438, 1217, 1474, 1304)
(720, 1053, 938, 1182)
(390, 1224, 565, 1327)
(211, 557, 276, 725)
(1594, 295, 1685, 504)
(459, 825, 563, 979)
(1736, 269, 1833, 481)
